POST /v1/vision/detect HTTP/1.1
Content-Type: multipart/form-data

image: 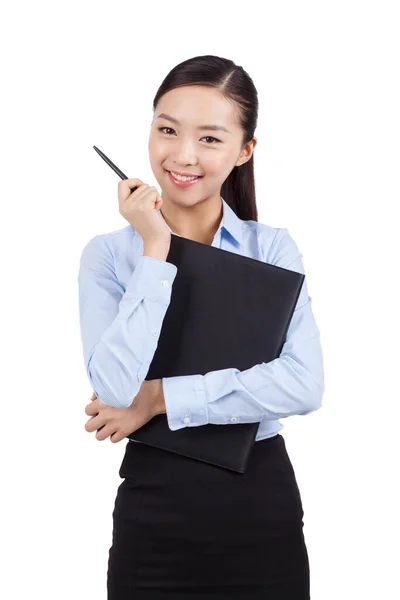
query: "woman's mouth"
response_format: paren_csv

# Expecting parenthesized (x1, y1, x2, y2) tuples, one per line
(166, 170, 204, 188)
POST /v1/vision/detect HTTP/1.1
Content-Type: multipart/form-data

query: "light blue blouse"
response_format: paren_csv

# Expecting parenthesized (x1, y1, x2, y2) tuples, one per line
(78, 197, 325, 441)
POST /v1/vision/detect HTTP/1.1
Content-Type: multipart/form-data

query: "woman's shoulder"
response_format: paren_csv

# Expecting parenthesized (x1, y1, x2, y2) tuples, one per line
(79, 225, 135, 267)
(242, 218, 300, 266)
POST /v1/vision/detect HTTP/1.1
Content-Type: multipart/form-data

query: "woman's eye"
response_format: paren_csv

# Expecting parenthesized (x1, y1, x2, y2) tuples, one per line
(159, 127, 175, 135)
(203, 136, 221, 144)
(158, 127, 221, 144)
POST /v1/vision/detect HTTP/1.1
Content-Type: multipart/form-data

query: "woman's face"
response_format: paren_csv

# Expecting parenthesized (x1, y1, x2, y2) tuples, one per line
(148, 85, 254, 209)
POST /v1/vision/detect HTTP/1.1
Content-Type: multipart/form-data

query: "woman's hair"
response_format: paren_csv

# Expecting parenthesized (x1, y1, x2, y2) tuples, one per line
(152, 55, 259, 222)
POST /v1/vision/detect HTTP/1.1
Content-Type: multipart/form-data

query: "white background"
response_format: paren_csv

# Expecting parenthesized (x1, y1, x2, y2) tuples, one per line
(1, 1, 399, 598)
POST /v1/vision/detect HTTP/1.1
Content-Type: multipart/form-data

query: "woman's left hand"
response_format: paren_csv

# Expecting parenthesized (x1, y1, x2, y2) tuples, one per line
(84, 379, 166, 443)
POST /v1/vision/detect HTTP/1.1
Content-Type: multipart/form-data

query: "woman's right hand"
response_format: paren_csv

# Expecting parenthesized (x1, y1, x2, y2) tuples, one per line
(118, 178, 171, 246)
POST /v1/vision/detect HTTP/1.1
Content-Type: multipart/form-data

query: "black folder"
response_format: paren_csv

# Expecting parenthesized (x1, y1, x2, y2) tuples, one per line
(128, 234, 305, 473)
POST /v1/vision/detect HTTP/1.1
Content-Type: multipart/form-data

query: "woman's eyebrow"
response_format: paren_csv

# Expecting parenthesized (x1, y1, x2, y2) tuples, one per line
(155, 113, 232, 135)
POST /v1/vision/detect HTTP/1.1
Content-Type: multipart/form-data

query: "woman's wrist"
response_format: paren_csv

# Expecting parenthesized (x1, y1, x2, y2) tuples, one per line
(151, 379, 167, 415)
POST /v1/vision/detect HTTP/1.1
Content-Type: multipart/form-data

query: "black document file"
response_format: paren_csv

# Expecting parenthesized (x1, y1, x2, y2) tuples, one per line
(128, 234, 305, 473)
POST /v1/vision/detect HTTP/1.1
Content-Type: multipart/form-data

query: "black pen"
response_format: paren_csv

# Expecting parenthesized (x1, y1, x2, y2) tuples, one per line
(93, 145, 138, 193)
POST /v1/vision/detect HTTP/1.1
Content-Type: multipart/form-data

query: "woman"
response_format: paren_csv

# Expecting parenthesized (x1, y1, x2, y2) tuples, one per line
(78, 54, 325, 599)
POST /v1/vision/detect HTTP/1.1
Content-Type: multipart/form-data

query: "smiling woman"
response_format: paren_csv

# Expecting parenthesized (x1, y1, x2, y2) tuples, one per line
(84, 53, 321, 600)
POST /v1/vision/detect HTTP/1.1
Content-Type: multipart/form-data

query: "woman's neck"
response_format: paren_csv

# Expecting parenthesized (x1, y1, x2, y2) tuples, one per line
(160, 196, 223, 245)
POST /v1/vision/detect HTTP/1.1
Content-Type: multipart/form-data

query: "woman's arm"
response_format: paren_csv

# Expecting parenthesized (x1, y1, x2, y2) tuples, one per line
(78, 234, 177, 409)
(161, 228, 325, 431)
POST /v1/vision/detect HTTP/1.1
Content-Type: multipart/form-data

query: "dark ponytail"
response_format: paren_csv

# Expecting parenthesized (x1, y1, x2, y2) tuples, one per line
(152, 55, 259, 222)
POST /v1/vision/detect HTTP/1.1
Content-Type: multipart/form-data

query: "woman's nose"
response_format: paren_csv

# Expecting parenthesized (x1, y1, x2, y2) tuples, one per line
(171, 141, 199, 165)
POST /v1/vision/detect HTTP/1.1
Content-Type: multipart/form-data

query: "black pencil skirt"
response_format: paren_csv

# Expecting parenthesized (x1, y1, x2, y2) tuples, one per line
(107, 433, 310, 599)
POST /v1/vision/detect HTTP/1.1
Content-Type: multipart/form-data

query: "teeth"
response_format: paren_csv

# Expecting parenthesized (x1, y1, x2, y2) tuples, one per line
(170, 172, 200, 182)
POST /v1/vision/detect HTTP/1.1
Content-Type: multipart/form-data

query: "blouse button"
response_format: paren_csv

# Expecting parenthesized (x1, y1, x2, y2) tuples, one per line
(161, 279, 170, 287)
(183, 416, 191, 424)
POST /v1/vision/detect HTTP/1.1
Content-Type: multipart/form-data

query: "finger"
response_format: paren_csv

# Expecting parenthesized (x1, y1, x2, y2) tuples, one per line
(110, 430, 126, 443)
(85, 401, 99, 416)
(118, 178, 144, 191)
(137, 186, 160, 206)
(90, 392, 97, 401)
(95, 423, 117, 441)
(118, 180, 147, 203)
(84, 414, 106, 433)
(124, 183, 150, 204)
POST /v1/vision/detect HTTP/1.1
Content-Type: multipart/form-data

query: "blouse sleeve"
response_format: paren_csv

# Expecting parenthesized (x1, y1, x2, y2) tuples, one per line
(78, 234, 178, 408)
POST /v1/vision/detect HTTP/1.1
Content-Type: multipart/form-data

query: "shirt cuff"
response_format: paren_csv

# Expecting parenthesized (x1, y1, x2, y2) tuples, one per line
(162, 374, 209, 431)
(123, 254, 178, 303)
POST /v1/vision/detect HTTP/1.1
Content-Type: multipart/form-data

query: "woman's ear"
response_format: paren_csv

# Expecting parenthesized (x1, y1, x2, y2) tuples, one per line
(236, 136, 257, 167)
